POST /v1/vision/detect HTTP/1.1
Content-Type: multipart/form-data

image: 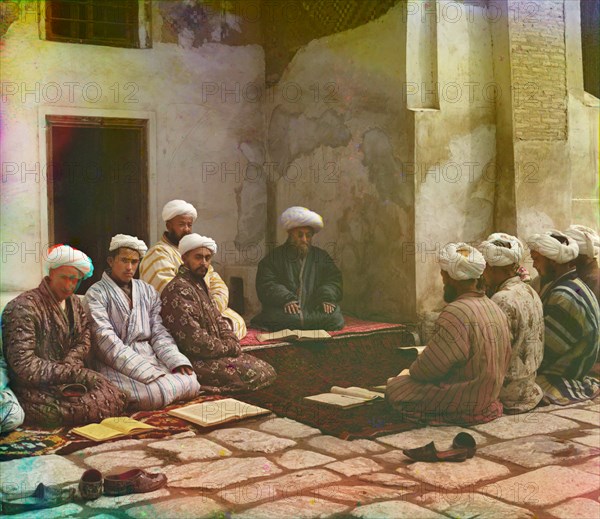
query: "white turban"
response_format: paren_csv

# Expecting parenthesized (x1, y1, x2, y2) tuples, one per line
(439, 242, 486, 281)
(162, 200, 198, 223)
(564, 225, 599, 258)
(480, 232, 524, 267)
(44, 245, 94, 279)
(280, 206, 324, 233)
(109, 234, 148, 257)
(526, 230, 579, 264)
(179, 233, 217, 257)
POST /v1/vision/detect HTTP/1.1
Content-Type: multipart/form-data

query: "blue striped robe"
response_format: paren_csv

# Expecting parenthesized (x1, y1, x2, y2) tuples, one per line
(85, 273, 200, 410)
(536, 271, 600, 404)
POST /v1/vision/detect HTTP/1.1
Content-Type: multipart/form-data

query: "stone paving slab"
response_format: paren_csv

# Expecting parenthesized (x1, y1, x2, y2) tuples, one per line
(550, 408, 600, 425)
(126, 496, 225, 518)
(373, 450, 413, 465)
(2, 503, 83, 519)
(148, 437, 232, 461)
(325, 456, 383, 476)
(572, 456, 600, 476)
(76, 438, 152, 456)
(479, 465, 599, 506)
(0, 455, 85, 493)
(84, 449, 164, 474)
(350, 499, 446, 518)
(208, 427, 297, 453)
(259, 418, 321, 439)
(414, 492, 535, 519)
(218, 468, 341, 505)
(165, 456, 282, 489)
(316, 484, 409, 503)
(402, 457, 510, 490)
(472, 413, 577, 439)
(306, 436, 386, 456)
(358, 473, 420, 488)
(232, 495, 349, 518)
(570, 430, 600, 448)
(86, 488, 170, 509)
(547, 498, 600, 519)
(478, 434, 597, 468)
(377, 425, 488, 450)
(274, 449, 336, 469)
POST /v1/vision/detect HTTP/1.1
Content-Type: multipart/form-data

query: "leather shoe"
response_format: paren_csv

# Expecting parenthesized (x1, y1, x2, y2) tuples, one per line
(402, 433, 477, 463)
(452, 432, 476, 458)
(79, 469, 103, 500)
(103, 469, 167, 496)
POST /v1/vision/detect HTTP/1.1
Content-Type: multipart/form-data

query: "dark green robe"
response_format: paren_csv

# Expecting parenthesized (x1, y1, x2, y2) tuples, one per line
(251, 242, 344, 331)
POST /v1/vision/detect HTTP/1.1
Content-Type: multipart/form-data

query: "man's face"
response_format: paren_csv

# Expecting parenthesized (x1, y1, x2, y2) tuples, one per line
(183, 247, 213, 279)
(108, 248, 141, 285)
(166, 215, 194, 245)
(530, 250, 555, 284)
(48, 266, 83, 302)
(288, 226, 314, 257)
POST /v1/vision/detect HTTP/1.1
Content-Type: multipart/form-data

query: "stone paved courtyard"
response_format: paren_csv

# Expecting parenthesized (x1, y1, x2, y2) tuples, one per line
(1, 397, 599, 519)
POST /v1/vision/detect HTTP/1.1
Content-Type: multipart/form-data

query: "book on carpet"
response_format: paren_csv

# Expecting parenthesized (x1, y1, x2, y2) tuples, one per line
(71, 417, 156, 441)
(167, 398, 271, 427)
(257, 329, 331, 342)
(303, 386, 385, 409)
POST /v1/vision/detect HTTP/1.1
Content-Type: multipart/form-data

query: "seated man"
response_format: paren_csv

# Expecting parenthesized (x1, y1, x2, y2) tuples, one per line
(564, 224, 599, 304)
(86, 234, 200, 411)
(528, 231, 600, 404)
(0, 354, 24, 433)
(161, 234, 276, 393)
(386, 243, 511, 425)
(1, 245, 127, 427)
(480, 233, 544, 413)
(251, 206, 344, 331)
(139, 200, 246, 339)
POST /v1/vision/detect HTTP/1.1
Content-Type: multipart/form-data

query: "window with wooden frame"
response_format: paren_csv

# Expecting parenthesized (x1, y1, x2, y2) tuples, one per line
(46, 0, 140, 48)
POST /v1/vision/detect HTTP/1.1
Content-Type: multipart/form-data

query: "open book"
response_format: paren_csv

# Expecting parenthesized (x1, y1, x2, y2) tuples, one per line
(168, 398, 271, 427)
(303, 386, 385, 409)
(257, 329, 331, 342)
(71, 417, 156, 441)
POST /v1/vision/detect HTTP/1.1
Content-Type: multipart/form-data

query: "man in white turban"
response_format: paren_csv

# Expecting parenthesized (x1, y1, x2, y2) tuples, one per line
(161, 234, 276, 394)
(527, 230, 600, 405)
(2, 245, 127, 427)
(564, 224, 599, 303)
(86, 235, 200, 411)
(386, 242, 511, 425)
(140, 200, 247, 340)
(480, 233, 545, 413)
(252, 206, 344, 331)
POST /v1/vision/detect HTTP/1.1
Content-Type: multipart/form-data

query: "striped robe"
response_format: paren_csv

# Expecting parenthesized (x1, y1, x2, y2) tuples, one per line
(536, 271, 600, 404)
(491, 276, 545, 413)
(139, 233, 247, 339)
(386, 292, 511, 425)
(0, 355, 24, 433)
(85, 273, 201, 411)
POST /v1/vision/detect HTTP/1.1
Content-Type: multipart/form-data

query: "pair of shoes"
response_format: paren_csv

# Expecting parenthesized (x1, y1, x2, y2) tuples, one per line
(1, 483, 76, 515)
(79, 468, 167, 499)
(402, 432, 476, 462)
(79, 469, 103, 500)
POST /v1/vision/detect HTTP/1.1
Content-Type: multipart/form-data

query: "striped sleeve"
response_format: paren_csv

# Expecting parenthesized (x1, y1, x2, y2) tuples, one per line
(544, 286, 583, 359)
(139, 246, 180, 294)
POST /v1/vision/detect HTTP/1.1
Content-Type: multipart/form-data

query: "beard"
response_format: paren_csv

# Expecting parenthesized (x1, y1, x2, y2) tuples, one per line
(443, 284, 458, 303)
(296, 244, 309, 258)
(539, 264, 557, 287)
(166, 230, 187, 246)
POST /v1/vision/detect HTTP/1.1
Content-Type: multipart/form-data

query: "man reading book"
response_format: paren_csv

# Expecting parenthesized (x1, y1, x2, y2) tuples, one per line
(161, 234, 276, 394)
(251, 206, 344, 331)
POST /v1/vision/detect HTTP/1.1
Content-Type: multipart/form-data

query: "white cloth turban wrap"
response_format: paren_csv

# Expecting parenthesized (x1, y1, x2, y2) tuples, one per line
(564, 225, 599, 258)
(45, 245, 94, 279)
(109, 234, 148, 257)
(280, 206, 324, 233)
(439, 242, 486, 281)
(526, 230, 579, 264)
(480, 232, 524, 267)
(162, 200, 198, 222)
(179, 234, 217, 256)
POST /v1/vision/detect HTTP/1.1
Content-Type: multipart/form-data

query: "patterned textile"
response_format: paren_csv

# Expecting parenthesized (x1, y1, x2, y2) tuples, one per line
(139, 233, 247, 339)
(85, 273, 201, 411)
(1, 279, 127, 427)
(0, 355, 24, 433)
(536, 271, 600, 404)
(491, 276, 545, 413)
(251, 242, 344, 331)
(161, 266, 276, 394)
(386, 293, 512, 425)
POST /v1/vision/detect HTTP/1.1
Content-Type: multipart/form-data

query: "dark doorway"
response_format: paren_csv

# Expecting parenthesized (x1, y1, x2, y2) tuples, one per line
(46, 116, 148, 293)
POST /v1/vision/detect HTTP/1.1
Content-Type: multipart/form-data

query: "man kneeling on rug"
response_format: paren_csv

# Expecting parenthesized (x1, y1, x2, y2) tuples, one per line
(1, 245, 127, 427)
(386, 243, 512, 425)
(161, 234, 276, 394)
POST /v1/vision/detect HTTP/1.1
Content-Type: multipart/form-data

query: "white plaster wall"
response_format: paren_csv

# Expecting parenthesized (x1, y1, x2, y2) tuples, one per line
(0, 9, 266, 294)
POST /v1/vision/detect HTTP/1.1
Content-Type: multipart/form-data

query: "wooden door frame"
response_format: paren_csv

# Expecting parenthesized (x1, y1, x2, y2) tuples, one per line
(38, 107, 157, 276)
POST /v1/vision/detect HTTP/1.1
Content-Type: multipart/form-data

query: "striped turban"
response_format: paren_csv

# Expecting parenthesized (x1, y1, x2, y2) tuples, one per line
(44, 245, 94, 279)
